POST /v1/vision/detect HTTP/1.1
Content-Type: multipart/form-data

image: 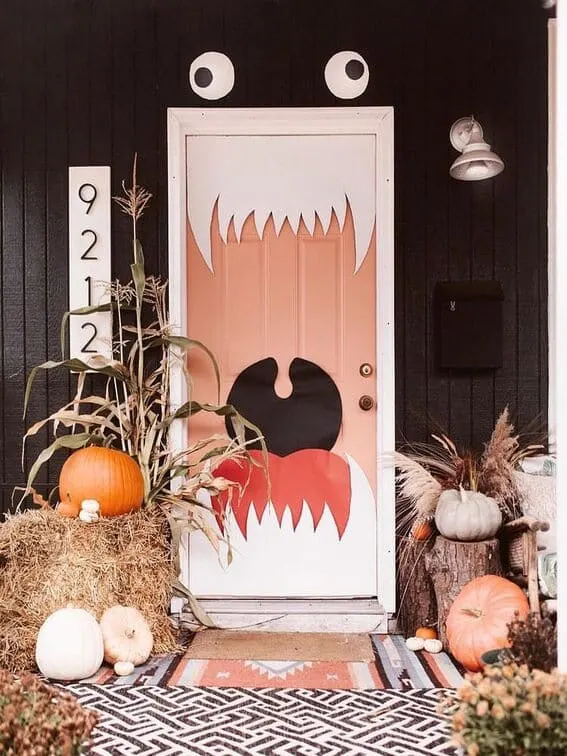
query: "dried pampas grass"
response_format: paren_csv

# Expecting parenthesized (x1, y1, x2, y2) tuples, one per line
(0, 507, 180, 673)
(393, 451, 442, 528)
(478, 407, 521, 518)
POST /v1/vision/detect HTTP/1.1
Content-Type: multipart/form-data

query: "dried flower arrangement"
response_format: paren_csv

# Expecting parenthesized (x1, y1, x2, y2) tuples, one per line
(395, 408, 542, 538)
(18, 157, 261, 619)
(0, 670, 98, 754)
(442, 663, 567, 756)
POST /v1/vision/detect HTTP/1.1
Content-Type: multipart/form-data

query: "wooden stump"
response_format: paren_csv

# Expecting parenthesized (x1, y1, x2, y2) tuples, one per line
(425, 536, 503, 646)
(397, 537, 437, 636)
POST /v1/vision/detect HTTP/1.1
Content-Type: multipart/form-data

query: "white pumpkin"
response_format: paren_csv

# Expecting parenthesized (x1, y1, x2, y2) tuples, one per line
(35, 607, 104, 681)
(79, 509, 99, 523)
(424, 638, 443, 654)
(81, 499, 100, 514)
(100, 605, 153, 666)
(114, 660, 135, 676)
(406, 636, 425, 651)
(435, 487, 502, 541)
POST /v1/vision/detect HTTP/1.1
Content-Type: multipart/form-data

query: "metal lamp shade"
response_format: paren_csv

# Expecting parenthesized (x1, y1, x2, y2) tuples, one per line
(450, 142, 505, 181)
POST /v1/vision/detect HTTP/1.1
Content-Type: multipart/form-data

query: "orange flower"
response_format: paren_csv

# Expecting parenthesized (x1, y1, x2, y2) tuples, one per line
(535, 712, 551, 729)
(476, 700, 489, 716)
(453, 712, 466, 730)
(501, 695, 517, 710)
(491, 704, 505, 720)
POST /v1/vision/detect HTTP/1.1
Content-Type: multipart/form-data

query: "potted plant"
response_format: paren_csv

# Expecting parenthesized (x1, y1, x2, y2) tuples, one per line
(0, 670, 98, 754)
(443, 663, 567, 755)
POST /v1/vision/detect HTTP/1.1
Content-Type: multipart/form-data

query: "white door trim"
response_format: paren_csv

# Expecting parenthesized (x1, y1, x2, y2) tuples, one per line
(167, 107, 396, 614)
(549, 19, 556, 451)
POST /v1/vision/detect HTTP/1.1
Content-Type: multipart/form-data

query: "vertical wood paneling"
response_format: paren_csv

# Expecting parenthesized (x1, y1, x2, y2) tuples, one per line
(0, 0, 550, 514)
(469, 0, 498, 448)
(45, 0, 72, 495)
(1, 2, 25, 512)
(22, 0, 49, 489)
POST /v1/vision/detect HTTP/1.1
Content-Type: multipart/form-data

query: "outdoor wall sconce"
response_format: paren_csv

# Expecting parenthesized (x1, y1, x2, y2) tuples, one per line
(449, 116, 505, 181)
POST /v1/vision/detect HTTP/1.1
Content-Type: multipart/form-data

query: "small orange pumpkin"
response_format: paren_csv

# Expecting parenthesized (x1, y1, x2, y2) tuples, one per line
(58, 447, 145, 518)
(411, 520, 433, 541)
(415, 627, 438, 640)
(446, 575, 529, 672)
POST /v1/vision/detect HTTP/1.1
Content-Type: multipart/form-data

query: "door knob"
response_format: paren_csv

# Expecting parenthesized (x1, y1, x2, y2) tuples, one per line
(359, 395, 375, 411)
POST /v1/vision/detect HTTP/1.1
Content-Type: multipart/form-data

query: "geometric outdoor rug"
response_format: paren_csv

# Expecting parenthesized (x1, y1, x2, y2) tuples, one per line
(67, 684, 459, 756)
(83, 634, 464, 690)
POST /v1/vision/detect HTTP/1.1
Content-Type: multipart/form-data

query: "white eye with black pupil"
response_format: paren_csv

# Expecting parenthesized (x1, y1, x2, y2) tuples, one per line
(189, 52, 235, 100)
(324, 51, 369, 99)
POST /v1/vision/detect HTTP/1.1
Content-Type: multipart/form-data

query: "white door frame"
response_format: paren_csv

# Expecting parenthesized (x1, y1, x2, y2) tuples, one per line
(167, 107, 396, 614)
(555, 6, 566, 673)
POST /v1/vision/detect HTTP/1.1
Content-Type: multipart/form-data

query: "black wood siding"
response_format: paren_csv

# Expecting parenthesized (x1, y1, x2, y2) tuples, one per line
(0, 0, 550, 514)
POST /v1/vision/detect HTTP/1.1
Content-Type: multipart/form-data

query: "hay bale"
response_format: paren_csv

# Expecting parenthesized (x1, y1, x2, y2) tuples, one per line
(0, 506, 181, 673)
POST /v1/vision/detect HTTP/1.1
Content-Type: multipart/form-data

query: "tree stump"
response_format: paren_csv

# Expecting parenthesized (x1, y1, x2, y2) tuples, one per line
(425, 536, 503, 646)
(397, 537, 437, 637)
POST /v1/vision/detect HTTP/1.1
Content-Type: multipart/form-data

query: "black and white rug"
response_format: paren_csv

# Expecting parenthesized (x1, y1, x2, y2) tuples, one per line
(68, 684, 459, 756)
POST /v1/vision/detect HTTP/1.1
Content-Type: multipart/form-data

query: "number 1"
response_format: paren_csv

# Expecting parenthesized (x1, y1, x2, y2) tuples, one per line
(85, 276, 92, 306)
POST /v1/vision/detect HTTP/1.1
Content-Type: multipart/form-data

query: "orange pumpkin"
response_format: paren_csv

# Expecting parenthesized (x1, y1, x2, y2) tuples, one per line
(411, 520, 433, 541)
(446, 575, 529, 672)
(415, 627, 438, 640)
(58, 447, 145, 518)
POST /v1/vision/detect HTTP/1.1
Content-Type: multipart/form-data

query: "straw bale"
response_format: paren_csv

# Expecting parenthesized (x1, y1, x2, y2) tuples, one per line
(0, 506, 180, 673)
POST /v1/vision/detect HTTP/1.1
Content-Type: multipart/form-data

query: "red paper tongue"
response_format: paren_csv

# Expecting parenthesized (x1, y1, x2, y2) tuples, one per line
(212, 449, 351, 540)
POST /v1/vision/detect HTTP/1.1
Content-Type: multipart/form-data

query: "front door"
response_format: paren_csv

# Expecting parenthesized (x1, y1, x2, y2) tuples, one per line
(168, 108, 395, 605)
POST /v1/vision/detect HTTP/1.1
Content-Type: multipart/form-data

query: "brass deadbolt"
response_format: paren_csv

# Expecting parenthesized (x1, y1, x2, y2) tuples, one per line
(360, 363, 373, 377)
(359, 395, 375, 411)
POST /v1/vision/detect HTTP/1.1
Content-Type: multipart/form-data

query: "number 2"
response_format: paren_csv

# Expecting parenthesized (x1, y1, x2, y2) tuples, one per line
(80, 322, 98, 353)
(80, 229, 98, 259)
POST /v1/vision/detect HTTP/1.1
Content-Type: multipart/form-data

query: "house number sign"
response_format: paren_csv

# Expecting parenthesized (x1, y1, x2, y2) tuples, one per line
(68, 166, 112, 361)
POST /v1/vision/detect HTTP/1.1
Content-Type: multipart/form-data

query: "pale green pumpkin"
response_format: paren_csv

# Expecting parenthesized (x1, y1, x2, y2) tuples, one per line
(435, 488, 502, 541)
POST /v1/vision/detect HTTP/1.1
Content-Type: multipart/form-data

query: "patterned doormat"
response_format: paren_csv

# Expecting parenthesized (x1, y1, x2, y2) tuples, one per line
(69, 684, 459, 756)
(84, 634, 464, 690)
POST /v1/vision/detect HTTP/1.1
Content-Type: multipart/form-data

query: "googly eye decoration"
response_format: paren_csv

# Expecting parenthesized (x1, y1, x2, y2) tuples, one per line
(189, 52, 235, 100)
(324, 51, 369, 99)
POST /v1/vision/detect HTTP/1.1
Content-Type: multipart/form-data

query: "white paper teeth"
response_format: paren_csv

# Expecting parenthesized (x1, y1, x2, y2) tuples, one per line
(233, 210, 249, 243)
(187, 134, 375, 273)
(216, 194, 233, 245)
(272, 208, 287, 236)
(253, 207, 271, 240)
(301, 209, 316, 236)
(316, 206, 333, 236)
(332, 194, 347, 232)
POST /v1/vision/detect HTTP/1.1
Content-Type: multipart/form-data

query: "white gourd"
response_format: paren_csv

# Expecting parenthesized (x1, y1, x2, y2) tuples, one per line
(79, 510, 99, 523)
(114, 661, 135, 676)
(81, 499, 100, 514)
(35, 607, 104, 681)
(424, 639, 443, 654)
(435, 487, 502, 541)
(100, 605, 154, 666)
(406, 636, 425, 651)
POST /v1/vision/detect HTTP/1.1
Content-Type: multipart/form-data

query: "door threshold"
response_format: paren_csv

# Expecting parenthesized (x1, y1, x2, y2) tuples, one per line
(178, 598, 389, 633)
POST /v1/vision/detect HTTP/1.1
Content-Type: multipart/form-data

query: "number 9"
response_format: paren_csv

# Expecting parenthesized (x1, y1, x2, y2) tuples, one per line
(78, 183, 97, 214)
